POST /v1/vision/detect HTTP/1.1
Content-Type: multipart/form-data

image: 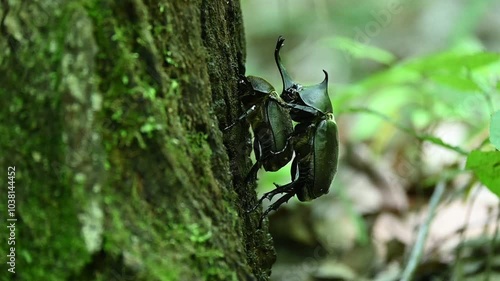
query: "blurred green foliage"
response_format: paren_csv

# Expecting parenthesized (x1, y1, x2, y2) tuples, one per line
(241, 0, 500, 200)
(491, 110, 500, 150)
(241, 2, 500, 279)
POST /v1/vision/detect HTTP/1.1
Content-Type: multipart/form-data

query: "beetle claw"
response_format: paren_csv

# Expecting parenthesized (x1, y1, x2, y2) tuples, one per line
(246, 204, 260, 214)
(244, 162, 261, 184)
(247, 182, 287, 214)
(257, 192, 295, 229)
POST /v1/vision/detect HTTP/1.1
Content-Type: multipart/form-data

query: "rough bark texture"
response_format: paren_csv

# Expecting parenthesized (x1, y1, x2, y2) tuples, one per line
(0, 1, 275, 280)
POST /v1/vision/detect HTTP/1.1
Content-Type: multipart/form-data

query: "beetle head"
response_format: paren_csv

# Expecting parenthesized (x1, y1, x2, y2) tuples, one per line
(297, 70, 332, 114)
(275, 37, 332, 114)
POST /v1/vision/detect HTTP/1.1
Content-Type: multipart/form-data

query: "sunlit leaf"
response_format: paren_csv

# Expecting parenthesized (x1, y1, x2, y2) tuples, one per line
(428, 73, 481, 91)
(466, 151, 500, 197)
(406, 52, 500, 74)
(326, 36, 396, 64)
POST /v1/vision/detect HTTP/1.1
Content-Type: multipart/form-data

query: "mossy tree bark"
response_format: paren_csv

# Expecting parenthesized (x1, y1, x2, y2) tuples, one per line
(0, 1, 275, 280)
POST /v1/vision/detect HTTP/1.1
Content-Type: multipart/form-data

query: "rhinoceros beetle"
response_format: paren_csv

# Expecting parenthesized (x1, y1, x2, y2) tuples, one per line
(251, 36, 339, 225)
(225, 75, 294, 182)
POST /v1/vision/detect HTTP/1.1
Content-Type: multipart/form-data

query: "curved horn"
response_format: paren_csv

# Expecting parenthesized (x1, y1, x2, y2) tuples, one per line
(321, 70, 328, 87)
(274, 36, 295, 92)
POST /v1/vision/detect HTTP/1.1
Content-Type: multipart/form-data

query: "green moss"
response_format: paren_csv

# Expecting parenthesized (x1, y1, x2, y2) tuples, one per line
(0, 1, 94, 280)
(187, 132, 211, 161)
(85, 0, 207, 275)
(2, 0, 263, 279)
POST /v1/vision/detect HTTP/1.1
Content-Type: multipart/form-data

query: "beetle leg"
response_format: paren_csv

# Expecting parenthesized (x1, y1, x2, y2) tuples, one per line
(247, 180, 296, 213)
(285, 102, 324, 117)
(290, 156, 299, 181)
(258, 192, 295, 228)
(245, 162, 261, 183)
(223, 105, 257, 131)
(267, 95, 324, 117)
(244, 139, 262, 183)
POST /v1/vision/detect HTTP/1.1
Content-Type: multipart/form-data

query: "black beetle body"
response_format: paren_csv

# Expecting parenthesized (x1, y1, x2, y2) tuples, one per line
(226, 75, 294, 182)
(253, 36, 339, 223)
(284, 113, 338, 201)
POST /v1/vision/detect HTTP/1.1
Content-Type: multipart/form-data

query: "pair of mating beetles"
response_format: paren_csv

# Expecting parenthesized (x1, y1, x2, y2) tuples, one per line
(226, 36, 339, 226)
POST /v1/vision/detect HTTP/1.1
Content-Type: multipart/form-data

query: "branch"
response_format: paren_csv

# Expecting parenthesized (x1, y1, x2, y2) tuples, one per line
(400, 180, 446, 281)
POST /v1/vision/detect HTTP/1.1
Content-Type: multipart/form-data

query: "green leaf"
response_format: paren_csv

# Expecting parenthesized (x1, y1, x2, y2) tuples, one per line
(491, 111, 500, 150)
(406, 52, 500, 74)
(466, 151, 500, 196)
(428, 73, 481, 91)
(326, 36, 396, 64)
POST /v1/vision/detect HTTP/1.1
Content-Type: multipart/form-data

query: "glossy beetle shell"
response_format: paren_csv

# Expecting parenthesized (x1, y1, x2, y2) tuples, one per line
(306, 114, 338, 200)
(281, 115, 338, 201)
(240, 76, 294, 173)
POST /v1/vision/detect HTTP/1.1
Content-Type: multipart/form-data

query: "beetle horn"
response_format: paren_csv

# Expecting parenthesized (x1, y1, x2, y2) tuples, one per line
(321, 70, 328, 85)
(274, 36, 295, 92)
(319, 70, 329, 91)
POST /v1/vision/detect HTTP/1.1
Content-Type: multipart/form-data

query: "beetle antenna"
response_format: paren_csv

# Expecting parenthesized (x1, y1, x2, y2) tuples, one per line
(223, 105, 257, 131)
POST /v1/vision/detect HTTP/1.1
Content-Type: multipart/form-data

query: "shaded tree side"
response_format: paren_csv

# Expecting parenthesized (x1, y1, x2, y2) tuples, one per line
(0, 0, 274, 280)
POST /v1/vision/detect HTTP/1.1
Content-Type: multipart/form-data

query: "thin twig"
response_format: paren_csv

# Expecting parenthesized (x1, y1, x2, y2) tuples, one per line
(400, 180, 446, 281)
(452, 185, 482, 280)
(485, 202, 500, 281)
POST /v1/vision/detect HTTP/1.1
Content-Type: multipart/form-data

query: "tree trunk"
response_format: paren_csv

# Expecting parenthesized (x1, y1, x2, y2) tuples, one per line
(0, 1, 275, 280)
